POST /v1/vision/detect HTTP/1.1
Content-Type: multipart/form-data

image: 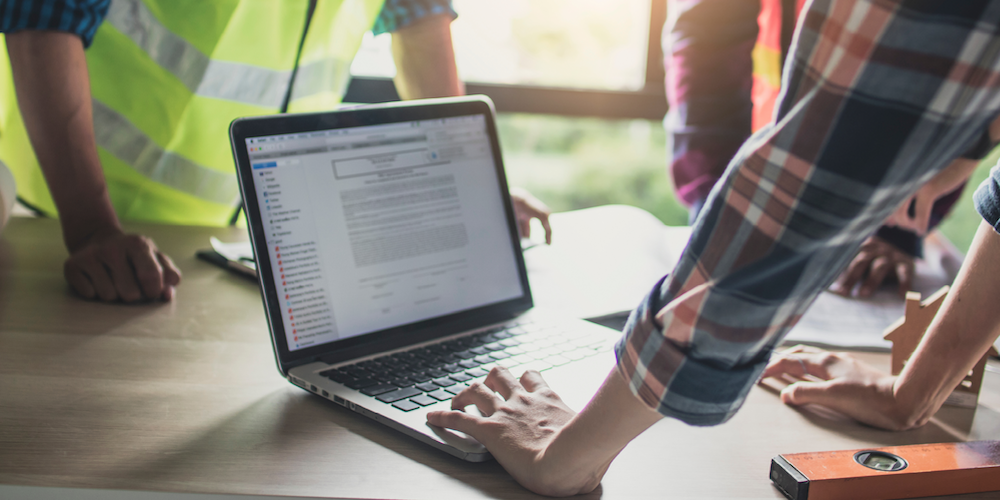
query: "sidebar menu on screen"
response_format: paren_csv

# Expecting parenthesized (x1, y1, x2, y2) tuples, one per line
(252, 158, 339, 351)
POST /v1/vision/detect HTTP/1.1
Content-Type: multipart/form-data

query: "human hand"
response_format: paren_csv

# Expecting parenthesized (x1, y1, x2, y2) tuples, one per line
(761, 345, 914, 430)
(427, 367, 597, 496)
(885, 157, 977, 235)
(64, 229, 181, 302)
(830, 236, 914, 298)
(509, 187, 552, 245)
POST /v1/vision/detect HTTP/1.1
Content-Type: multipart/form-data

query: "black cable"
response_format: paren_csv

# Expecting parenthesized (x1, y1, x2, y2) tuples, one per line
(279, 0, 318, 114)
(231, 0, 318, 226)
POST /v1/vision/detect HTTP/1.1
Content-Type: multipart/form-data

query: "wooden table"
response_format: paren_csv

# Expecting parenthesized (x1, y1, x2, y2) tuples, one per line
(2, 216, 999, 499)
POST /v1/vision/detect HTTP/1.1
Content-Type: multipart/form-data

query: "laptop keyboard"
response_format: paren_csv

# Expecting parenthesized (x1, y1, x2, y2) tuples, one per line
(318, 321, 614, 412)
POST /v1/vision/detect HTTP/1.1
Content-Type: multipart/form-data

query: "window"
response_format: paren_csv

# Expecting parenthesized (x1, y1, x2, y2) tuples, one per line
(347, 0, 680, 225)
(348, 0, 667, 120)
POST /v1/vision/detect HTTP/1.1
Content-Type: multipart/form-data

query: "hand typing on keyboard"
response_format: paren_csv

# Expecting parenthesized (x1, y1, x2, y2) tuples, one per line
(316, 322, 611, 414)
(427, 365, 662, 497)
(428, 367, 580, 493)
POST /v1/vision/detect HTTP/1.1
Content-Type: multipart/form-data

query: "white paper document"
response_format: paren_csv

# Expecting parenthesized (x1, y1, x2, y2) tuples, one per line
(784, 231, 963, 351)
(524, 205, 687, 320)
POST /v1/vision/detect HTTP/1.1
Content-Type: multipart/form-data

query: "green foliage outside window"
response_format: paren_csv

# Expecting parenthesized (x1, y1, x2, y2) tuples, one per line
(498, 113, 688, 227)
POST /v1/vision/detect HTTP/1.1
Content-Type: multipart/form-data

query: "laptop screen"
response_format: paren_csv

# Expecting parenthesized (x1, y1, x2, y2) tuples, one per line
(243, 113, 525, 352)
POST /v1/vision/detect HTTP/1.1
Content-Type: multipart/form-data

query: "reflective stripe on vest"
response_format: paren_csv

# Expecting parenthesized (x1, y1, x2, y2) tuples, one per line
(91, 99, 239, 206)
(105, 0, 295, 109)
(0, 0, 384, 225)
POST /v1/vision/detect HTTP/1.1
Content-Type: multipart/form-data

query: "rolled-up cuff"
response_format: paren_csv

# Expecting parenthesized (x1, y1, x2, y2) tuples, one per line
(974, 165, 1000, 232)
(1, 0, 110, 48)
(614, 276, 767, 426)
(372, 0, 457, 36)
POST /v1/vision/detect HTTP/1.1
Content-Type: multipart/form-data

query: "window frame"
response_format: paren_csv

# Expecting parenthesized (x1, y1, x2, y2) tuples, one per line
(344, 0, 668, 121)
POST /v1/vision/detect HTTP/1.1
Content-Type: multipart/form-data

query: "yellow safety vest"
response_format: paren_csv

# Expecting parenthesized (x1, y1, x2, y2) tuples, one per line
(0, 0, 384, 226)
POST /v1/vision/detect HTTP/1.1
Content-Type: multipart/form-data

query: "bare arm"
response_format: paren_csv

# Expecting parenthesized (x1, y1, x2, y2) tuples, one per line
(892, 220, 1000, 427)
(765, 220, 1000, 430)
(390, 13, 464, 100)
(428, 366, 661, 496)
(7, 31, 180, 302)
(7, 31, 117, 249)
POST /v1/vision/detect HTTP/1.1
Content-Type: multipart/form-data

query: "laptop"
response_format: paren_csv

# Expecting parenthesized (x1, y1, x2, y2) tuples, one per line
(229, 96, 619, 461)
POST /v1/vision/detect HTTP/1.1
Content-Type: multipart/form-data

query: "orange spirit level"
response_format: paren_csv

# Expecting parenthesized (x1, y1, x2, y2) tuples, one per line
(770, 441, 1000, 500)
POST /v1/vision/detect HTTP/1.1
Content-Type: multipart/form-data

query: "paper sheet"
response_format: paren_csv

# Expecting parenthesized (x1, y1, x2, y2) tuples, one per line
(785, 231, 964, 351)
(523, 205, 685, 320)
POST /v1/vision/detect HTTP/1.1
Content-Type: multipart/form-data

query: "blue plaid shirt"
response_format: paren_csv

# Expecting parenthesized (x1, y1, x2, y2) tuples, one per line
(0, 0, 454, 47)
(617, 0, 1000, 426)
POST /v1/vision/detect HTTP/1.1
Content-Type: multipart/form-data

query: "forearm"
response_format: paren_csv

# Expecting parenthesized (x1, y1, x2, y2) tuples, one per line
(390, 13, 464, 100)
(893, 221, 1000, 428)
(536, 368, 661, 495)
(6, 31, 119, 250)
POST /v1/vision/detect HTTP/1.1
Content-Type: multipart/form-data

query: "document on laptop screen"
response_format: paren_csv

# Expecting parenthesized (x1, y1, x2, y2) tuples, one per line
(245, 115, 524, 351)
